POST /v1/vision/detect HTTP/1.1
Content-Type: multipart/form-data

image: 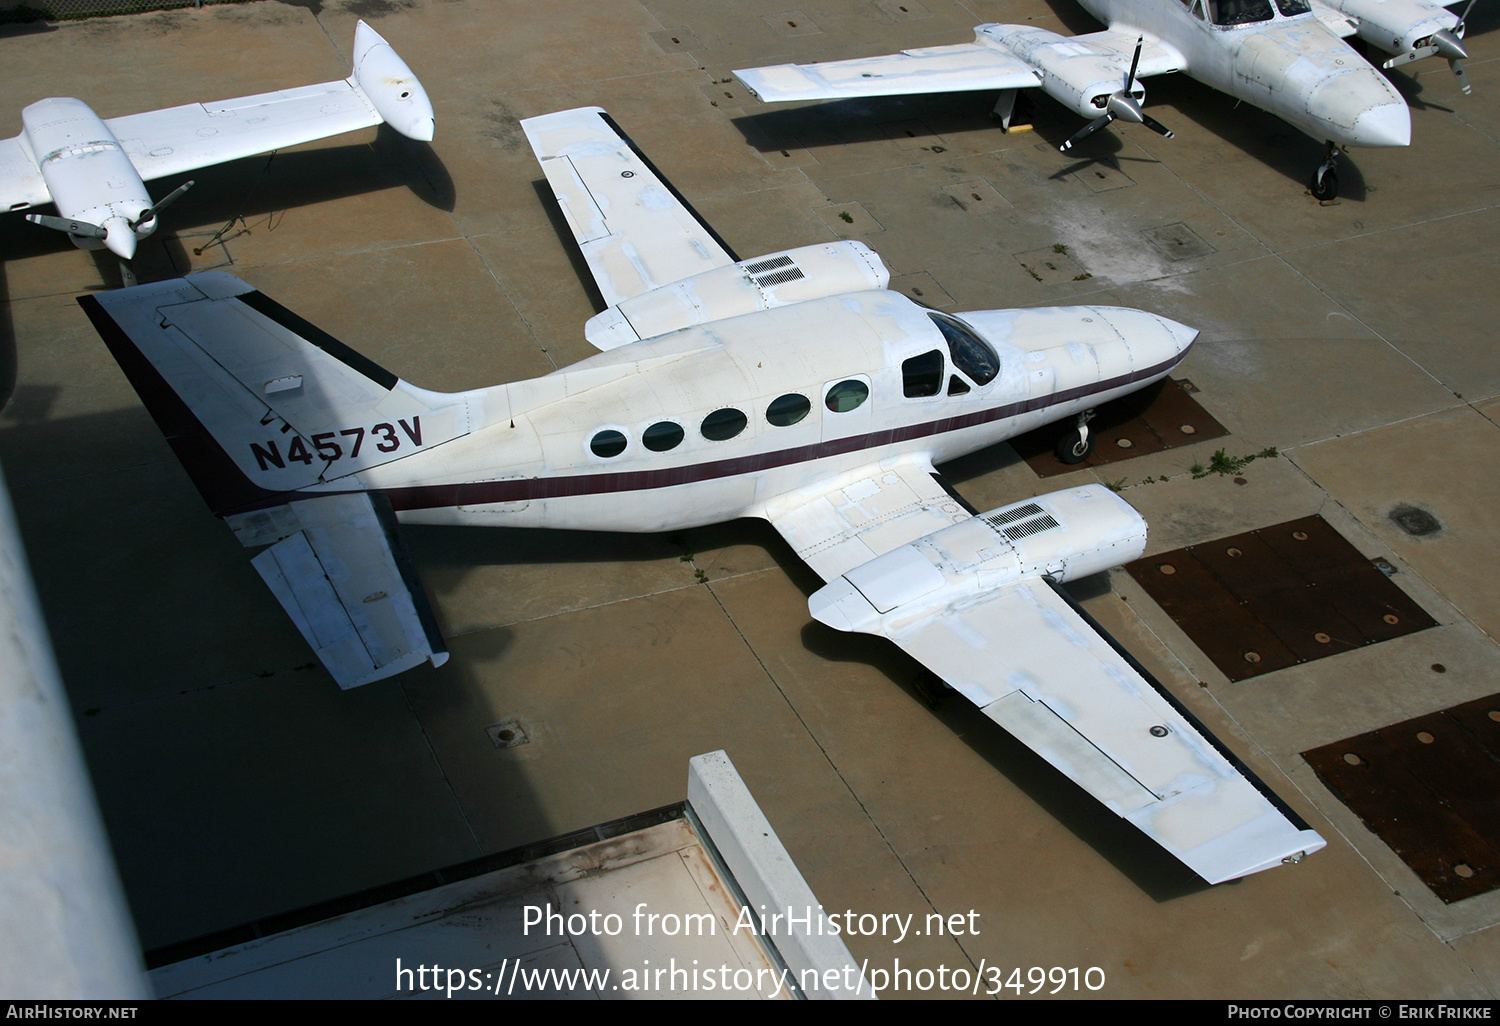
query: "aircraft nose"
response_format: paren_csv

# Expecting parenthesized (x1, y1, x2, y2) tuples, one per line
(1350, 101, 1411, 148)
(1310, 70, 1410, 148)
(102, 218, 137, 260)
(1156, 315, 1198, 358)
(1093, 308, 1198, 370)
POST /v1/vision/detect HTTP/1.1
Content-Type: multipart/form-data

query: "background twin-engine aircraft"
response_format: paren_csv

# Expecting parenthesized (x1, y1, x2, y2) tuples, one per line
(734, 0, 1475, 199)
(0, 20, 433, 264)
(79, 106, 1326, 886)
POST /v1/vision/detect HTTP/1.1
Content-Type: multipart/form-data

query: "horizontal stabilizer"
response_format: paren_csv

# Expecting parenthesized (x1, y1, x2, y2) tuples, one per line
(250, 492, 447, 688)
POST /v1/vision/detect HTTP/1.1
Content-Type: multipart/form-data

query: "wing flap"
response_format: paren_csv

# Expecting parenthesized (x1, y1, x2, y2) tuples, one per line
(760, 456, 973, 583)
(734, 43, 1041, 102)
(250, 492, 447, 688)
(521, 107, 737, 307)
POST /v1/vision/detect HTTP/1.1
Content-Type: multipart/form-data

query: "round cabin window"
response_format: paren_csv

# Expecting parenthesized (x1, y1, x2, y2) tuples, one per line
(700, 408, 748, 441)
(643, 421, 685, 452)
(590, 429, 627, 458)
(766, 393, 811, 426)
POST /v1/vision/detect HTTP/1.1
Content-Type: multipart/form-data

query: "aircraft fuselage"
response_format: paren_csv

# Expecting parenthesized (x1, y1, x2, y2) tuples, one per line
(1075, 0, 1409, 147)
(301, 292, 1195, 535)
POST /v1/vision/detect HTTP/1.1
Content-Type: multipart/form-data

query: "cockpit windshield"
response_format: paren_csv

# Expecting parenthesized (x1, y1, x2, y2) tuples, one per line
(927, 313, 1000, 386)
(1208, 0, 1273, 24)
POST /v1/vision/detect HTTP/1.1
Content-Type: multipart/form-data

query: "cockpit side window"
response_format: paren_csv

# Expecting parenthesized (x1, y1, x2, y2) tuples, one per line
(1208, 0, 1273, 24)
(902, 350, 944, 398)
(927, 312, 1000, 386)
(1273, 0, 1310, 14)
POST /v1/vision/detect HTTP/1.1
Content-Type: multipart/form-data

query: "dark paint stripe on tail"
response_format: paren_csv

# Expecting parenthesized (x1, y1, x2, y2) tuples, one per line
(78, 293, 290, 518)
(237, 290, 399, 391)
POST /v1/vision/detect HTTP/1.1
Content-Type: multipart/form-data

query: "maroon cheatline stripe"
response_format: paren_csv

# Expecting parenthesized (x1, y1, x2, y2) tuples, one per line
(376, 348, 1189, 513)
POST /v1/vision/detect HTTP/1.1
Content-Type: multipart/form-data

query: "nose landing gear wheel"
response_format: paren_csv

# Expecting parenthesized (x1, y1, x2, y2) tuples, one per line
(1311, 142, 1342, 201)
(1054, 427, 1094, 464)
(1310, 167, 1338, 201)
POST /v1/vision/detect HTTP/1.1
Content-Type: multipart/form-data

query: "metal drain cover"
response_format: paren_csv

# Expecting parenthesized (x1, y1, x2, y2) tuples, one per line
(1304, 695, 1500, 903)
(1126, 516, 1437, 682)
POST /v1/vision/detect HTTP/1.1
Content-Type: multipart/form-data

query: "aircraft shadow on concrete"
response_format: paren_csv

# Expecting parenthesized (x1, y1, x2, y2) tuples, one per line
(407, 499, 1214, 902)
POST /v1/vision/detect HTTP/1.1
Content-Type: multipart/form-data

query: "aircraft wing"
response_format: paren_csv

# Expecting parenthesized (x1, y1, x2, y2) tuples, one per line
(768, 467, 1326, 884)
(0, 137, 46, 210)
(734, 29, 1187, 106)
(106, 83, 386, 185)
(733, 43, 1042, 103)
(521, 107, 739, 308)
(1, 20, 432, 208)
(762, 454, 974, 582)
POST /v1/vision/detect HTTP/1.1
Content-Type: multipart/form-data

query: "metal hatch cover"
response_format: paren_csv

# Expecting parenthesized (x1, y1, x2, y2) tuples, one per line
(1304, 695, 1500, 903)
(1125, 516, 1436, 682)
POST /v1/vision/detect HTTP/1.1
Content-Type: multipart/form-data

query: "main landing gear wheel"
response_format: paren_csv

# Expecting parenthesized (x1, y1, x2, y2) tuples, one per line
(1054, 426, 1094, 464)
(1310, 167, 1339, 201)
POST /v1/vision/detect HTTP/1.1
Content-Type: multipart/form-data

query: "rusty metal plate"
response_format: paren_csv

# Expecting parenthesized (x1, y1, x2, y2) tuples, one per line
(1125, 516, 1437, 683)
(1014, 378, 1228, 476)
(1304, 696, 1500, 902)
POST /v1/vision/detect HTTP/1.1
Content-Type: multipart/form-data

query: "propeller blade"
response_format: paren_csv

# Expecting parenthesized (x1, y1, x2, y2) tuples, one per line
(1126, 36, 1144, 91)
(1383, 44, 1440, 69)
(128, 179, 195, 231)
(1452, 58, 1472, 94)
(1059, 113, 1114, 152)
(1455, 0, 1476, 33)
(25, 213, 107, 239)
(1140, 113, 1175, 139)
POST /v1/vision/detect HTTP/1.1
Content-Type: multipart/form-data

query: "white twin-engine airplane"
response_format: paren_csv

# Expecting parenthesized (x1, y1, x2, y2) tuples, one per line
(734, 0, 1473, 199)
(1, 20, 433, 262)
(78, 106, 1325, 885)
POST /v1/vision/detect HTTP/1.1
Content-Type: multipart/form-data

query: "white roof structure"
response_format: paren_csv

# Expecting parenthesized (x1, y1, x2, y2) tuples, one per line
(150, 752, 869, 1000)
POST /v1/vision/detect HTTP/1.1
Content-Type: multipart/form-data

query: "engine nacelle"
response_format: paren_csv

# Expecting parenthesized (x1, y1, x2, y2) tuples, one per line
(349, 20, 435, 141)
(22, 97, 153, 256)
(809, 484, 1148, 635)
(977, 25, 1143, 120)
(1326, 0, 1456, 55)
(584, 240, 891, 348)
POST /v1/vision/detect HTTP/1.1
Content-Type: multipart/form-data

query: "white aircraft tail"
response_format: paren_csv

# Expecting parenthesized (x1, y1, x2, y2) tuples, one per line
(79, 271, 460, 687)
(77, 271, 473, 519)
(348, 20, 435, 142)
